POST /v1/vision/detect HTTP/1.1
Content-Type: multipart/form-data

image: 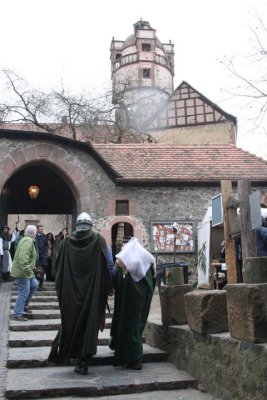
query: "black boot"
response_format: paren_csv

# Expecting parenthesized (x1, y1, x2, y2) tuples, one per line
(74, 358, 88, 375)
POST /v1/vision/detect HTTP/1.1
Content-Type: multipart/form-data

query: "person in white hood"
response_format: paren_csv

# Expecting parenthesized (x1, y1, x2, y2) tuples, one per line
(109, 236, 155, 370)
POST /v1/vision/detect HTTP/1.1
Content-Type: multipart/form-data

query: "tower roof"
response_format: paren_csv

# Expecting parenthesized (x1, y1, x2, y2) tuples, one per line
(121, 19, 164, 51)
(133, 20, 152, 30)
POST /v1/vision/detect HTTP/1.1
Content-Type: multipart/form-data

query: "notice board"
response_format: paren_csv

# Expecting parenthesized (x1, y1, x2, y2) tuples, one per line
(151, 221, 195, 253)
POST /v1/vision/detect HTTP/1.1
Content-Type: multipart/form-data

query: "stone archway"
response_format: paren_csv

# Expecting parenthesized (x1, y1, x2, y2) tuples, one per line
(0, 142, 90, 226)
(101, 216, 143, 247)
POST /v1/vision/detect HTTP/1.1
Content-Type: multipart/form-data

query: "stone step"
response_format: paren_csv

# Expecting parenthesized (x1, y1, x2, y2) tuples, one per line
(10, 302, 59, 310)
(7, 344, 167, 368)
(12, 283, 55, 290)
(5, 362, 197, 399)
(11, 304, 112, 320)
(12, 290, 57, 296)
(8, 329, 123, 347)
(30, 390, 216, 400)
(11, 296, 58, 302)
(9, 309, 113, 319)
(9, 318, 112, 331)
(16, 309, 60, 319)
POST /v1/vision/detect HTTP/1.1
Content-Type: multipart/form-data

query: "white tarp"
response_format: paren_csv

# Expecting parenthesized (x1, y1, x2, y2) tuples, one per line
(197, 207, 211, 288)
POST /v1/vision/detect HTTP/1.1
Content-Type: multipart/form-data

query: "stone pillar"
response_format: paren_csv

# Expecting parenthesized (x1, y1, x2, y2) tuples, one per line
(227, 283, 267, 342)
(160, 284, 193, 325)
(165, 267, 184, 286)
(243, 257, 267, 284)
(184, 290, 228, 334)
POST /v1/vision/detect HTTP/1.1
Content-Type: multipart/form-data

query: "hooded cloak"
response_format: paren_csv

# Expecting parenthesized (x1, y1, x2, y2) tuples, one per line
(48, 228, 111, 364)
(116, 237, 155, 282)
(109, 238, 155, 366)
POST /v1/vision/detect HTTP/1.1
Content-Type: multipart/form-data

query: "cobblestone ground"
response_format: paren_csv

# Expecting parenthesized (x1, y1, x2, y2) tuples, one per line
(0, 282, 12, 400)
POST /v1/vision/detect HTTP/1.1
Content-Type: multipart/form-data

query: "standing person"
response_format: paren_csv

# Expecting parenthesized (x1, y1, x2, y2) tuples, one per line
(0, 225, 18, 282)
(10, 225, 39, 321)
(14, 230, 25, 252)
(46, 233, 55, 282)
(51, 228, 68, 279)
(255, 216, 267, 256)
(35, 224, 48, 289)
(109, 237, 156, 370)
(48, 212, 111, 375)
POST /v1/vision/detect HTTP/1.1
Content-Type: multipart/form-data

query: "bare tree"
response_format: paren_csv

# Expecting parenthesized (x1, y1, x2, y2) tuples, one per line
(0, 70, 158, 143)
(222, 6, 267, 129)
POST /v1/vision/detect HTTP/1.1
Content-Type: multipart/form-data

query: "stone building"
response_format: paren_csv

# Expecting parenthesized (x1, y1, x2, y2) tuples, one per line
(1, 129, 267, 270)
(0, 20, 267, 269)
(110, 20, 236, 147)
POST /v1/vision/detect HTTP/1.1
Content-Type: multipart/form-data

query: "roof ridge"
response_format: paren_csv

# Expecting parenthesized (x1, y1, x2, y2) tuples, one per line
(93, 143, 236, 148)
(235, 145, 267, 164)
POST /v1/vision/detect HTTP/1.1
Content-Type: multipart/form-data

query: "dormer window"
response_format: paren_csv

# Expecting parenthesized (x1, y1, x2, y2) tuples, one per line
(142, 43, 151, 51)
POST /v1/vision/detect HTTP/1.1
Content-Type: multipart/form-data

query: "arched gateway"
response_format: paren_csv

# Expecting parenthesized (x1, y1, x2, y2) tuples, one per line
(0, 161, 77, 229)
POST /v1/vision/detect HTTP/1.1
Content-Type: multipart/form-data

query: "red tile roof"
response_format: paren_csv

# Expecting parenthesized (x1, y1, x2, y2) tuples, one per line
(93, 144, 267, 183)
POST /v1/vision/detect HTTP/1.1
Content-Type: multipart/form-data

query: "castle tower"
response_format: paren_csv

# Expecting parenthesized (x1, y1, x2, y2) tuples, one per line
(110, 20, 175, 133)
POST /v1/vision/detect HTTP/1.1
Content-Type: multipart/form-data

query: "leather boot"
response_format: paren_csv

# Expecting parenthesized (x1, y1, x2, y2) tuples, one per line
(74, 358, 88, 375)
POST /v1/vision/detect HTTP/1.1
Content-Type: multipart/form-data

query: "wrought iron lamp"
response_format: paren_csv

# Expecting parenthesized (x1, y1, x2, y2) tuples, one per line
(28, 185, 40, 200)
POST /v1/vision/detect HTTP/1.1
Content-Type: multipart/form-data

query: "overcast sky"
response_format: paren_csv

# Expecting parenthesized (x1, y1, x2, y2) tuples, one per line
(1, 0, 267, 159)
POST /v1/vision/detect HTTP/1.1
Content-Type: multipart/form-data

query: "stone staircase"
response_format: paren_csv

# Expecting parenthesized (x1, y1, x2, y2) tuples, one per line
(5, 282, 214, 399)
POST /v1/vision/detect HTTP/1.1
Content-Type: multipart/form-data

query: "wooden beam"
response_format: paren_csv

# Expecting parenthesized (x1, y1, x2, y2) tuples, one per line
(221, 180, 237, 283)
(238, 180, 257, 259)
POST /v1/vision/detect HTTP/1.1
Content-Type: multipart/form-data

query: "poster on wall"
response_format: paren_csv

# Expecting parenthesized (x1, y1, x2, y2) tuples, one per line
(151, 221, 195, 253)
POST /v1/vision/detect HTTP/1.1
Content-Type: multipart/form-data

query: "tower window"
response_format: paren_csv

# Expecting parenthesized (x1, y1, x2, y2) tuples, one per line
(115, 53, 121, 60)
(142, 43, 151, 51)
(116, 200, 129, 215)
(143, 68, 150, 78)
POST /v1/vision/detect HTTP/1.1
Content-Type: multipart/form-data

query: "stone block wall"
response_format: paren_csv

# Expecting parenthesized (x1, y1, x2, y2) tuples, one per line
(184, 290, 228, 334)
(227, 284, 267, 343)
(145, 320, 267, 400)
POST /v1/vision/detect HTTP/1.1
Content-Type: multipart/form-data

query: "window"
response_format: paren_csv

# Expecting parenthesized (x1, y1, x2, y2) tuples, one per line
(116, 200, 129, 215)
(142, 43, 151, 51)
(143, 68, 150, 78)
(115, 53, 121, 60)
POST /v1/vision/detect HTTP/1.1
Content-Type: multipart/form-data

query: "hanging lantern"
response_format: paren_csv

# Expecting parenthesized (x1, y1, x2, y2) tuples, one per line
(28, 185, 40, 200)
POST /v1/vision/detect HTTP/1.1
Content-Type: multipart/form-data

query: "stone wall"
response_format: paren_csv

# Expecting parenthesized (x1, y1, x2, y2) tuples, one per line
(150, 121, 235, 145)
(8, 214, 72, 237)
(111, 185, 220, 270)
(145, 320, 267, 400)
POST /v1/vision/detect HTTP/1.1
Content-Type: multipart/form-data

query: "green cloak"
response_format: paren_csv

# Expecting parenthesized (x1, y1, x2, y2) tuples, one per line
(110, 265, 155, 366)
(48, 229, 111, 364)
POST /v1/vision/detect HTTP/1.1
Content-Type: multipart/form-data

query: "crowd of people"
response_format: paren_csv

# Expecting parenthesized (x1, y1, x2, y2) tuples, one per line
(0, 224, 69, 288)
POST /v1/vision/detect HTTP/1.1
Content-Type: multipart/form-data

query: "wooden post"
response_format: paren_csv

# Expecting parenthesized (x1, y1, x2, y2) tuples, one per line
(237, 180, 257, 259)
(221, 180, 237, 283)
(173, 233, 176, 264)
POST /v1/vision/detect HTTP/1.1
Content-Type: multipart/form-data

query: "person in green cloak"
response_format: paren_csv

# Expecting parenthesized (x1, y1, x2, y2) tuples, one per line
(48, 212, 111, 375)
(109, 236, 156, 370)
